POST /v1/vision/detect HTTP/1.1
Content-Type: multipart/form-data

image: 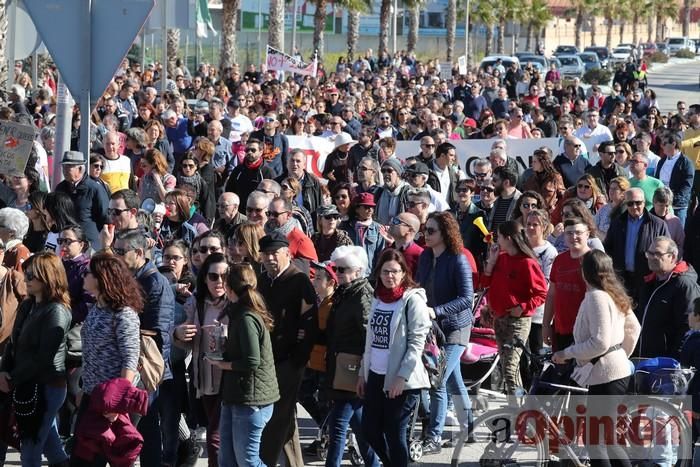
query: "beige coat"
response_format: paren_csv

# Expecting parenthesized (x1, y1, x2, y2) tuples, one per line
(561, 289, 641, 386)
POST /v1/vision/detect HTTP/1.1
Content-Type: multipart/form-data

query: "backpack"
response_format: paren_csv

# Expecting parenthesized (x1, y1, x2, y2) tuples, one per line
(138, 330, 165, 392)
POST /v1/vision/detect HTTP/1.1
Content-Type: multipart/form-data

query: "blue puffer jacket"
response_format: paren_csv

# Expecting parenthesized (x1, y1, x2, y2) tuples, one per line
(416, 249, 474, 335)
(136, 260, 175, 381)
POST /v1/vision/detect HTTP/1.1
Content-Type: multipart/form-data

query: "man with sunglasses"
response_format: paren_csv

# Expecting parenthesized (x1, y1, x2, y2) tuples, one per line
(224, 139, 274, 209)
(250, 111, 289, 178)
(628, 152, 664, 211)
(375, 158, 410, 225)
(655, 132, 694, 226)
(265, 197, 318, 263)
(113, 229, 177, 466)
(257, 232, 317, 467)
(554, 135, 592, 188)
(604, 187, 669, 293)
(586, 140, 626, 194)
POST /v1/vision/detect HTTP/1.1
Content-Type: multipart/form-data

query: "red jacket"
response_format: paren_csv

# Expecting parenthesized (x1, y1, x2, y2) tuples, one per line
(287, 227, 319, 261)
(74, 378, 149, 467)
(481, 252, 548, 318)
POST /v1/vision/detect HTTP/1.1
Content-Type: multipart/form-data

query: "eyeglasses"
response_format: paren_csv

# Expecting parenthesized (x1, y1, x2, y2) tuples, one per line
(626, 200, 644, 207)
(163, 254, 184, 262)
(577, 184, 591, 190)
(481, 186, 495, 193)
(91, 163, 103, 169)
(645, 250, 672, 259)
(629, 159, 645, 165)
(521, 203, 538, 209)
(391, 217, 410, 227)
(207, 271, 228, 282)
(421, 144, 435, 148)
(381, 268, 403, 276)
(455, 188, 471, 194)
(264, 117, 277, 123)
(113, 247, 133, 256)
(359, 166, 374, 172)
(474, 172, 488, 178)
(57, 238, 79, 245)
(246, 207, 267, 214)
(268, 211, 288, 218)
(108, 207, 130, 216)
(198, 246, 222, 254)
(322, 215, 340, 221)
(424, 227, 438, 235)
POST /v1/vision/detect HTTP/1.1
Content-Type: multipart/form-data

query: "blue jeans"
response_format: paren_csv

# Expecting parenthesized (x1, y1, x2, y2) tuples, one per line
(138, 380, 180, 466)
(675, 207, 688, 227)
(361, 371, 419, 467)
(219, 403, 273, 467)
(325, 398, 379, 467)
(21, 384, 68, 467)
(427, 342, 472, 441)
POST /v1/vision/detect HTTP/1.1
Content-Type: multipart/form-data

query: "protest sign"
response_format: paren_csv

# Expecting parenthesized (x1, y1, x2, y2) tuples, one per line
(0, 121, 37, 176)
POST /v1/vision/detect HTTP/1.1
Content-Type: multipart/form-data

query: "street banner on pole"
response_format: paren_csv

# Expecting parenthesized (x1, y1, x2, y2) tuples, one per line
(266, 46, 317, 77)
(0, 121, 38, 177)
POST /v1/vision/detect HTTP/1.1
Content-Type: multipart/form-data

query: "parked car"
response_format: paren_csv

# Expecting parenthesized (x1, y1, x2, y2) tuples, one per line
(609, 46, 633, 65)
(617, 43, 641, 61)
(583, 46, 610, 68)
(556, 54, 586, 78)
(640, 42, 658, 57)
(479, 55, 520, 72)
(656, 42, 670, 56)
(667, 37, 693, 55)
(577, 52, 602, 71)
(516, 54, 548, 73)
(554, 45, 579, 56)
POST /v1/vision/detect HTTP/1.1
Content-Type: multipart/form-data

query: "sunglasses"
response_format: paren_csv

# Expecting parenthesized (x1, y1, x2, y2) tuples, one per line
(391, 217, 410, 227)
(474, 173, 488, 178)
(91, 164, 103, 169)
(381, 169, 395, 175)
(481, 187, 495, 193)
(207, 271, 228, 282)
(57, 238, 80, 245)
(281, 184, 292, 190)
(112, 247, 132, 256)
(456, 188, 471, 194)
(108, 207, 130, 216)
(245, 148, 258, 153)
(163, 254, 184, 262)
(333, 266, 352, 274)
(197, 246, 222, 254)
(322, 215, 340, 221)
(264, 117, 277, 123)
(421, 144, 436, 148)
(407, 201, 425, 208)
(626, 200, 644, 207)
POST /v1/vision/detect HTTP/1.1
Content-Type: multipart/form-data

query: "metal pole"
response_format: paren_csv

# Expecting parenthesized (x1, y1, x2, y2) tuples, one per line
(392, 0, 398, 54)
(7, 0, 17, 91)
(31, 51, 38, 90)
(141, 28, 147, 70)
(161, 0, 167, 97)
(79, 0, 91, 161)
(465, 0, 470, 66)
(185, 33, 189, 73)
(195, 35, 201, 70)
(53, 74, 72, 188)
(291, 0, 298, 55)
(257, 1, 262, 65)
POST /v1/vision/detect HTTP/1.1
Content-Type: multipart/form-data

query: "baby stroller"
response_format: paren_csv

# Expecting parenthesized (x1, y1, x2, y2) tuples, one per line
(460, 288, 501, 413)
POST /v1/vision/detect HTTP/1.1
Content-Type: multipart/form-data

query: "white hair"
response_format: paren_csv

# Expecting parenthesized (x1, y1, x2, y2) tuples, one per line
(0, 208, 29, 239)
(331, 245, 369, 277)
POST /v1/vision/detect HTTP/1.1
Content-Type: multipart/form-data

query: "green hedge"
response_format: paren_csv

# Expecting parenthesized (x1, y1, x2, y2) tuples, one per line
(582, 68, 613, 85)
(676, 48, 696, 58)
(647, 51, 669, 63)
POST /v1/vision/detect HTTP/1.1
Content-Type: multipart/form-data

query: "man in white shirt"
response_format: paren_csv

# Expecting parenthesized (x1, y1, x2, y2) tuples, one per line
(226, 99, 254, 134)
(575, 110, 613, 165)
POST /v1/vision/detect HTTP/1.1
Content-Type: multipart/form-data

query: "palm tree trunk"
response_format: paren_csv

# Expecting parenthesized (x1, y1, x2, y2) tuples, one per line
(497, 17, 506, 53)
(525, 22, 533, 51)
(313, 0, 327, 60)
(574, 6, 583, 50)
(605, 15, 613, 49)
(220, 0, 240, 69)
(446, 0, 456, 61)
(485, 23, 494, 56)
(618, 20, 625, 44)
(166, 28, 180, 78)
(590, 16, 597, 46)
(0, 0, 7, 90)
(683, 0, 691, 37)
(407, 4, 420, 54)
(378, 0, 391, 55)
(647, 9, 654, 42)
(268, 0, 285, 51)
(632, 11, 639, 44)
(347, 10, 360, 61)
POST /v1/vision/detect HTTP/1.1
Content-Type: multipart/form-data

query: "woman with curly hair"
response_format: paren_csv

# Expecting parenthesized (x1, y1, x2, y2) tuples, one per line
(331, 183, 353, 223)
(521, 147, 565, 195)
(550, 173, 606, 226)
(511, 190, 547, 227)
(417, 212, 475, 453)
(138, 148, 176, 204)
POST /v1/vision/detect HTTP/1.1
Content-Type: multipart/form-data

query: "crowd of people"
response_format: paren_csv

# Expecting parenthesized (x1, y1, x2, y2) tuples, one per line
(0, 50, 697, 467)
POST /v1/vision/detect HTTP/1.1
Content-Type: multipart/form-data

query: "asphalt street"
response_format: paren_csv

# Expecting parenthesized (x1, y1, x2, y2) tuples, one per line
(645, 57, 700, 114)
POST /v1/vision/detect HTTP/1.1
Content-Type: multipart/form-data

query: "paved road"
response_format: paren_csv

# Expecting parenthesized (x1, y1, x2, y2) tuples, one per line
(646, 57, 700, 114)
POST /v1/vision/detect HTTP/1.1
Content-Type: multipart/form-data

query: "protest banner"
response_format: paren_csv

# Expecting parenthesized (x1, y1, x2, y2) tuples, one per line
(266, 45, 317, 77)
(0, 121, 37, 176)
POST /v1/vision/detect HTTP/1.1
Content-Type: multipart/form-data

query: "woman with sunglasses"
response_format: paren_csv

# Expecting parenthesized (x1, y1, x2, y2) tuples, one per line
(512, 190, 546, 227)
(312, 205, 353, 262)
(162, 240, 195, 303)
(330, 183, 353, 223)
(417, 212, 475, 454)
(482, 221, 548, 394)
(614, 142, 634, 176)
(88, 155, 111, 199)
(160, 189, 210, 247)
(59, 225, 93, 325)
(551, 173, 605, 226)
(0, 253, 72, 466)
(176, 153, 208, 215)
(173, 253, 229, 467)
(594, 177, 630, 240)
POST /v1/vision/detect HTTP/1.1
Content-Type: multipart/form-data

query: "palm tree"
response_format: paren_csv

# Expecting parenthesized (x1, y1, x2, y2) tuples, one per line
(268, 0, 285, 51)
(523, 0, 552, 51)
(406, 0, 422, 54)
(166, 28, 180, 78)
(616, 0, 632, 44)
(494, 0, 520, 54)
(313, 0, 327, 60)
(445, 0, 457, 61)
(378, 0, 391, 55)
(0, 0, 7, 89)
(683, 0, 691, 37)
(471, 0, 496, 57)
(220, 0, 240, 69)
(336, 0, 372, 61)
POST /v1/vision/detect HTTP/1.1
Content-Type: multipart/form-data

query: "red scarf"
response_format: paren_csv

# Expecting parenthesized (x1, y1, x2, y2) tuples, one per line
(375, 283, 406, 303)
(245, 157, 263, 170)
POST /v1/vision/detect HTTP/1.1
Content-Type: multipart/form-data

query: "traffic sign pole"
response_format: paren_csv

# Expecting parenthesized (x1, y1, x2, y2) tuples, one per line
(7, 0, 17, 91)
(80, 0, 92, 160)
(53, 74, 73, 188)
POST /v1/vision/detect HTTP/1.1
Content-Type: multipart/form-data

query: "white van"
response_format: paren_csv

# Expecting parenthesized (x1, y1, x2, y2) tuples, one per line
(667, 37, 692, 55)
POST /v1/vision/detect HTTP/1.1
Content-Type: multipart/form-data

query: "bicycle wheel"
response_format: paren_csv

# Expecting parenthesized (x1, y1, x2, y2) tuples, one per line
(619, 396, 693, 467)
(451, 408, 548, 467)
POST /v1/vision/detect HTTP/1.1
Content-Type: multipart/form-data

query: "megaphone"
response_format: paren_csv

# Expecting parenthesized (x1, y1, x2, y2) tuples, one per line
(473, 216, 493, 243)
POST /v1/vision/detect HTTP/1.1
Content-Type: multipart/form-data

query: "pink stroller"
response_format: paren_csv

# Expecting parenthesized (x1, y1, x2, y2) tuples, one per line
(460, 288, 500, 412)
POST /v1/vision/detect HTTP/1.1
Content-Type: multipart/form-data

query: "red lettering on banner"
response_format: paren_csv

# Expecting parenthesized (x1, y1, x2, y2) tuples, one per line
(296, 149, 322, 177)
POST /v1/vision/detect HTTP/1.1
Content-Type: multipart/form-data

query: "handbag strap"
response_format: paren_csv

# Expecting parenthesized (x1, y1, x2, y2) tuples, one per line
(590, 343, 622, 365)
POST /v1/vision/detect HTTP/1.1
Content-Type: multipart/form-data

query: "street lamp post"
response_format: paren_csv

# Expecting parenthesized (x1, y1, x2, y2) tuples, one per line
(464, 0, 470, 66)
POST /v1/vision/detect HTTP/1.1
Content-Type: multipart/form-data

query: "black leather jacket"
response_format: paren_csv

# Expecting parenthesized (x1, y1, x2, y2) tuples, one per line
(1, 299, 72, 385)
